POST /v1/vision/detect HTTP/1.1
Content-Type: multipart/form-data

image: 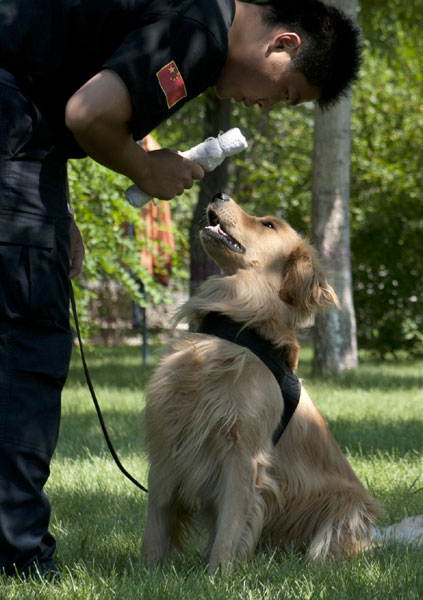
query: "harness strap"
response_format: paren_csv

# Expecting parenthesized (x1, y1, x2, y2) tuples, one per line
(198, 312, 301, 445)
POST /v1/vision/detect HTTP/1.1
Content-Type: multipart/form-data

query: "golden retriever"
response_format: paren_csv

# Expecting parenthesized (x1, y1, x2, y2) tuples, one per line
(141, 193, 380, 572)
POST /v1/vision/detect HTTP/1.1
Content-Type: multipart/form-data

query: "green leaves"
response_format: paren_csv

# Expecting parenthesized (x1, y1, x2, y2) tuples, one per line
(350, 28, 423, 356)
(68, 158, 172, 336)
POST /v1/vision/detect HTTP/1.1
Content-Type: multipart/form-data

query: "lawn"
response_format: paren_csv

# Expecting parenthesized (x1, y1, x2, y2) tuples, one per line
(1, 343, 422, 599)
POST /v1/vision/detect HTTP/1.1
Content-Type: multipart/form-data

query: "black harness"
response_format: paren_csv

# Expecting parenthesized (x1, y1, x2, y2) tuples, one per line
(198, 312, 301, 445)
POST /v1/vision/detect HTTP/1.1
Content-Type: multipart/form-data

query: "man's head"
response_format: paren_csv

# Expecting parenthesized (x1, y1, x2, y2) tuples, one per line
(259, 0, 362, 108)
(214, 0, 362, 110)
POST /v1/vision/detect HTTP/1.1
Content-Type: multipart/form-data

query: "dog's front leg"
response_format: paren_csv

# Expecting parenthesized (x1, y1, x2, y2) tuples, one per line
(141, 493, 176, 565)
(209, 455, 258, 573)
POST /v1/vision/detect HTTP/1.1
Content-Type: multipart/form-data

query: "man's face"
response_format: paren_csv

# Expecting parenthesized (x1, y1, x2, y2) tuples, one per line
(214, 32, 320, 109)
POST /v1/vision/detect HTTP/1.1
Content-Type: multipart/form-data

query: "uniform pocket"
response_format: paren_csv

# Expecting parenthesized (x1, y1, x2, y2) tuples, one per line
(0, 212, 54, 247)
(0, 83, 39, 160)
(0, 212, 56, 320)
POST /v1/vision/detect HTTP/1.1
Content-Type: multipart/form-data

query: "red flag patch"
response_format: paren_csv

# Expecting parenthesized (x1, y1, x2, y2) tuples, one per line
(156, 61, 187, 109)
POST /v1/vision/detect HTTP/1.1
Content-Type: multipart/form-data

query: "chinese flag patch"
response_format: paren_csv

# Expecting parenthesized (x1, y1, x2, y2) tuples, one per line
(156, 61, 187, 109)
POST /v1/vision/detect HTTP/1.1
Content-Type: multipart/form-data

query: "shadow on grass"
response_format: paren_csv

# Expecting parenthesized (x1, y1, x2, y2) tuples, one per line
(325, 416, 423, 455)
(68, 343, 423, 392)
(57, 409, 146, 460)
(66, 344, 159, 390)
(56, 408, 423, 464)
(297, 365, 423, 392)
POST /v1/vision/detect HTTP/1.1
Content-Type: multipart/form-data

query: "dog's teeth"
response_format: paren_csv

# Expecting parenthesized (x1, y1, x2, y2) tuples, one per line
(204, 222, 244, 254)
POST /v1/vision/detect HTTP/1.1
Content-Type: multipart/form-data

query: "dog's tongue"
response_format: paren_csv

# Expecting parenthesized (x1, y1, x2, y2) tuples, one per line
(206, 223, 226, 237)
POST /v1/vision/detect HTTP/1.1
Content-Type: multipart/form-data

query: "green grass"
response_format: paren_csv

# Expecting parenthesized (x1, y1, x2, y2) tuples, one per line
(1, 344, 422, 599)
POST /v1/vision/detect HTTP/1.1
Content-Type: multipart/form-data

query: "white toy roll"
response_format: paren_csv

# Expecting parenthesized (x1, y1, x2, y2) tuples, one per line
(125, 128, 248, 208)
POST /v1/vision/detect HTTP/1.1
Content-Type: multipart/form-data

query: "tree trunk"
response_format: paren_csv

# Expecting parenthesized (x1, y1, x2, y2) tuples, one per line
(311, 0, 359, 374)
(189, 92, 231, 297)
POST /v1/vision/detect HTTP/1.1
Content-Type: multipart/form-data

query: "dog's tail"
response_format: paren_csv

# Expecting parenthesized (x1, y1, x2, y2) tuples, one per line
(370, 515, 423, 547)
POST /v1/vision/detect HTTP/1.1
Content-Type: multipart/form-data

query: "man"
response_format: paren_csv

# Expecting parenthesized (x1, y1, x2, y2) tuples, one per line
(0, 0, 361, 579)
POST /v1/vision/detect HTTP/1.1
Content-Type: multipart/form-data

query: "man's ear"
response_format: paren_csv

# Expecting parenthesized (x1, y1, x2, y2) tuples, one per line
(269, 32, 301, 54)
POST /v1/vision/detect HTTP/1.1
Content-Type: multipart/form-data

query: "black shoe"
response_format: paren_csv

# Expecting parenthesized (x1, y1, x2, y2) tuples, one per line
(17, 558, 60, 582)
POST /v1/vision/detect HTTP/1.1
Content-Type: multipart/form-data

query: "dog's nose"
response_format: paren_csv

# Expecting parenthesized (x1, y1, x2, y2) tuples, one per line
(213, 192, 231, 202)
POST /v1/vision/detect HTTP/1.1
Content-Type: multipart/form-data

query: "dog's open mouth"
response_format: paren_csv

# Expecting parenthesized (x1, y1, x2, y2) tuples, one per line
(203, 209, 245, 254)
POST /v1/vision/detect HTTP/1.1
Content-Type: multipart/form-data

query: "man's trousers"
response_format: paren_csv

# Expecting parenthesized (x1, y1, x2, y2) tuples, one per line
(0, 69, 72, 576)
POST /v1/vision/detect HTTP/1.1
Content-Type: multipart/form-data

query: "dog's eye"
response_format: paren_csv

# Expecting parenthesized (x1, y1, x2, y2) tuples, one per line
(261, 221, 275, 229)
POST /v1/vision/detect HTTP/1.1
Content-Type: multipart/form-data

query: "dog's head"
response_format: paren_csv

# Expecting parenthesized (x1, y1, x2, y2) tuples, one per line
(200, 193, 338, 318)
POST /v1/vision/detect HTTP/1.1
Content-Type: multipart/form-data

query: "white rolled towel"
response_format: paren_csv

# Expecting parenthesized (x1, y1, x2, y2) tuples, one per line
(371, 515, 423, 546)
(125, 128, 248, 208)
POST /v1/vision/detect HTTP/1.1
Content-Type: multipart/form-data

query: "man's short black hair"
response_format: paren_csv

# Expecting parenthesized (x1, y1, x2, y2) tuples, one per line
(257, 0, 363, 108)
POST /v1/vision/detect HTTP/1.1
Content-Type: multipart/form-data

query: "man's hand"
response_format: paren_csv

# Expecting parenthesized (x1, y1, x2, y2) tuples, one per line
(69, 218, 85, 278)
(139, 149, 204, 200)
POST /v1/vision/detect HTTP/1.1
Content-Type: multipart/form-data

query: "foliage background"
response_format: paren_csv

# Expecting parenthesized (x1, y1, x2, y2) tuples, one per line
(68, 0, 423, 357)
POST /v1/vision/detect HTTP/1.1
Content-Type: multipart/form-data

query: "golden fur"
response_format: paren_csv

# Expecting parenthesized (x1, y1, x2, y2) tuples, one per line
(141, 196, 380, 572)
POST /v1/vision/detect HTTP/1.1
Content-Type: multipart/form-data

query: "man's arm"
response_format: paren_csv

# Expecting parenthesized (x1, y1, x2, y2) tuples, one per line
(65, 69, 204, 200)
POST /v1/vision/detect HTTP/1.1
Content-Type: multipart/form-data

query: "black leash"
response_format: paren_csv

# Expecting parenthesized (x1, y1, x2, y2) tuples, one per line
(69, 282, 148, 494)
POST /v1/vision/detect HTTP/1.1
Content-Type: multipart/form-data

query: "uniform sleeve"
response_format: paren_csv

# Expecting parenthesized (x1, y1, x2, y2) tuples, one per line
(102, 12, 227, 140)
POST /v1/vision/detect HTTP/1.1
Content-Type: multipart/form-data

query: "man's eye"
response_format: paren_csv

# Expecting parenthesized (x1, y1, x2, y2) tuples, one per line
(262, 221, 275, 229)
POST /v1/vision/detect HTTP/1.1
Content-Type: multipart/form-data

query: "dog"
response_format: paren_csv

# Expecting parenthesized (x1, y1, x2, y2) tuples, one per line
(141, 193, 381, 572)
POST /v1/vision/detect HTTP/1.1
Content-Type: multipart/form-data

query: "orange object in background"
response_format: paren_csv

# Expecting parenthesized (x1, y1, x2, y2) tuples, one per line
(137, 135, 175, 286)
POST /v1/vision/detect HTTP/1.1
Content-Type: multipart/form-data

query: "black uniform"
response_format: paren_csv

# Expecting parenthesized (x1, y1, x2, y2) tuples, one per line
(0, 0, 234, 576)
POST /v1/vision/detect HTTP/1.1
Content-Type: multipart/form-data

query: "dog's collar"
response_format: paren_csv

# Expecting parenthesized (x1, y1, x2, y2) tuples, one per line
(198, 312, 301, 445)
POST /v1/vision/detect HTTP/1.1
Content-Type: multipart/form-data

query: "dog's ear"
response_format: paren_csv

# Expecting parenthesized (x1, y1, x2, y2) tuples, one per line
(279, 244, 339, 315)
